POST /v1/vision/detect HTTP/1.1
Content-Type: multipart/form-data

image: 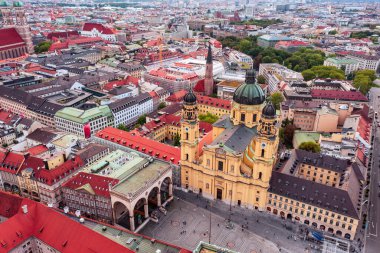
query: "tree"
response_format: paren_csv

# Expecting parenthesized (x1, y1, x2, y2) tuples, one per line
(301, 66, 345, 81)
(299, 141, 321, 153)
(117, 124, 129, 131)
(353, 70, 376, 95)
(158, 102, 166, 110)
(257, 75, 266, 84)
(137, 115, 146, 125)
(34, 41, 52, 53)
(237, 39, 252, 54)
(173, 133, 181, 146)
(268, 92, 284, 110)
(199, 113, 219, 124)
(328, 30, 337, 35)
(283, 124, 296, 148)
(302, 69, 316, 81)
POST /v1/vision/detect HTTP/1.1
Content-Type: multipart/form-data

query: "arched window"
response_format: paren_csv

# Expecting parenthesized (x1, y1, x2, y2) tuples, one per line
(185, 154, 189, 161)
(261, 149, 265, 157)
(258, 172, 262, 180)
(185, 133, 189, 140)
(240, 113, 245, 122)
(253, 114, 257, 122)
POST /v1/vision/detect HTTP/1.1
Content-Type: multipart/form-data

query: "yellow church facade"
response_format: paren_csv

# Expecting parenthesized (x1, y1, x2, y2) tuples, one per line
(180, 70, 279, 211)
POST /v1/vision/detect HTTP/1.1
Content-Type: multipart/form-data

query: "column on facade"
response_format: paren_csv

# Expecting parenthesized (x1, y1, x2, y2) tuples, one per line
(144, 203, 149, 218)
(169, 183, 173, 197)
(157, 191, 161, 207)
(129, 216, 135, 231)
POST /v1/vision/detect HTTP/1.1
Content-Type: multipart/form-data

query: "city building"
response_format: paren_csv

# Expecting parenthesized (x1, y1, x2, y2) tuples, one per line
(0, 1, 34, 59)
(228, 50, 253, 69)
(62, 172, 119, 223)
(268, 149, 364, 240)
(0, 191, 191, 253)
(216, 80, 244, 100)
(138, 114, 212, 142)
(54, 106, 114, 138)
(324, 58, 360, 75)
(109, 93, 153, 128)
(345, 53, 380, 72)
(181, 70, 280, 210)
(81, 22, 117, 42)
(257, 35, 292, 48)
(259, 63, 304, 94)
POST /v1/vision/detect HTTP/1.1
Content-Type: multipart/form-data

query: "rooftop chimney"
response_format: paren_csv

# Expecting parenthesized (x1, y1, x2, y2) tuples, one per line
(21, 205, 28, 214)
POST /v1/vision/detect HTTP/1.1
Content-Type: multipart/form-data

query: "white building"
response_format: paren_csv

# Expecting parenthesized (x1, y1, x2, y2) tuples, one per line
(324, 58, 360, 75)
(346, 54, 380, 72)
(54, 106, 114, 137)
(228, 50, 253, 69)
(81, 23, 117, 42)
(109, 93, 153, 127)
(259, 63, 304, 94)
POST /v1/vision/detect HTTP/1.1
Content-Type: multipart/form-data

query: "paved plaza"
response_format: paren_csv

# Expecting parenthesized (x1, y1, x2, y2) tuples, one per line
(141, 198, 280, 253)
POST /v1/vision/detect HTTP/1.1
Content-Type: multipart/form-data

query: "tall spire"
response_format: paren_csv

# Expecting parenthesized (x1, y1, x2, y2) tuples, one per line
(206, 42, 212, 64)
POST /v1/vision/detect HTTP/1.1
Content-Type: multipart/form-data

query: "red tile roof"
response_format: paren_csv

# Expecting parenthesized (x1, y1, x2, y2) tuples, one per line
(0, 151, 25, 175)
(140, 114, 212, 135)
(0, 193, 133, 253)
(0, 28, 26, 51)
(33, 156, 84, 185)
(20, 156, 45, 171)
(83, 23, 115, 35)
(103, 76, 139, 91)
(193, 79, 205, 93)
(166, 90, 188, 102)
(0, 192, 192, 253)
(311, 89, 368, 102)
(96, 127, 181, 164)
(197, 95, 231, 109)
(47, 31, 79, 40)
(0, 191, 23, 218)
(27, 145, 49, 156)
(62, 172, 119, 197)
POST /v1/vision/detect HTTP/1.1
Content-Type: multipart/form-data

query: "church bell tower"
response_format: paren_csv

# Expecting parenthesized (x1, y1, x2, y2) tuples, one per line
(180, 88, 199, 163)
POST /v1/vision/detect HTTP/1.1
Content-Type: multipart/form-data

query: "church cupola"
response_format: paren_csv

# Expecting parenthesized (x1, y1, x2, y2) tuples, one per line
(230, 69, 266, 128)
(182, 88, 198, 122)
(258, 102, 277, 137)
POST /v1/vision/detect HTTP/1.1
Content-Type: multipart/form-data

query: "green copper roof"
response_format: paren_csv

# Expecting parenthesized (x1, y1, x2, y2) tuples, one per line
(55, 105, 112, 124)
(0, 1, 11, 6)
(13, 1, 23, 7)
(233, 69, 265, 105)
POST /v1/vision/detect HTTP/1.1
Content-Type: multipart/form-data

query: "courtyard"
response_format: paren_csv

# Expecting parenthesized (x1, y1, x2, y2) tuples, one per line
(140, 197, 281, 253)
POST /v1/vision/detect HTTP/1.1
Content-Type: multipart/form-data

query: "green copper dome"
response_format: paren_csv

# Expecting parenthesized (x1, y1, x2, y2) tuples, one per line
(0, 1, 11, 7)
(13, 1, 23, 7)
(233, 69, 265, 105)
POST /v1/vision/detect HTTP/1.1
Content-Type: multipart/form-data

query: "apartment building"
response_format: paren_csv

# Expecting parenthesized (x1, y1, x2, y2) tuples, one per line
(62, 172, 119, 223)
(54, 106, 114, 138)
(259, 63, 304, 94)
(109, 93, 153, 127)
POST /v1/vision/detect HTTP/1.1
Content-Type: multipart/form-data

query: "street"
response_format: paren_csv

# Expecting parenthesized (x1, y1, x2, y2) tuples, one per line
(365, 88, 380, 253)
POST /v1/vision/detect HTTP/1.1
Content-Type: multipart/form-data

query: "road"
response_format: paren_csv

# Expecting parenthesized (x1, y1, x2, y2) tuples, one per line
(365, 87, 380, 253)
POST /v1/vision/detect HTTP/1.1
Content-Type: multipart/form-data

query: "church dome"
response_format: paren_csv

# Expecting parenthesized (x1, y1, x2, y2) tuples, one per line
(183, 89, 197, 104)
(262, 101, 276, 118)
(233, 69, 265, 105)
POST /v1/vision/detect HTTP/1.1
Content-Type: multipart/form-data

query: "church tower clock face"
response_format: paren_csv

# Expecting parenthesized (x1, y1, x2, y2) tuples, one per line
(185, 127, 189, 132)
(261, 142, 267, 149)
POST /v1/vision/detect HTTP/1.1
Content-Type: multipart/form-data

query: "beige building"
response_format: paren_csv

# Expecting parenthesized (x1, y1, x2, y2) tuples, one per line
(181, 70, 280, 210)
(268, 149, 364, 240)
(313, 106, 339, 133)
